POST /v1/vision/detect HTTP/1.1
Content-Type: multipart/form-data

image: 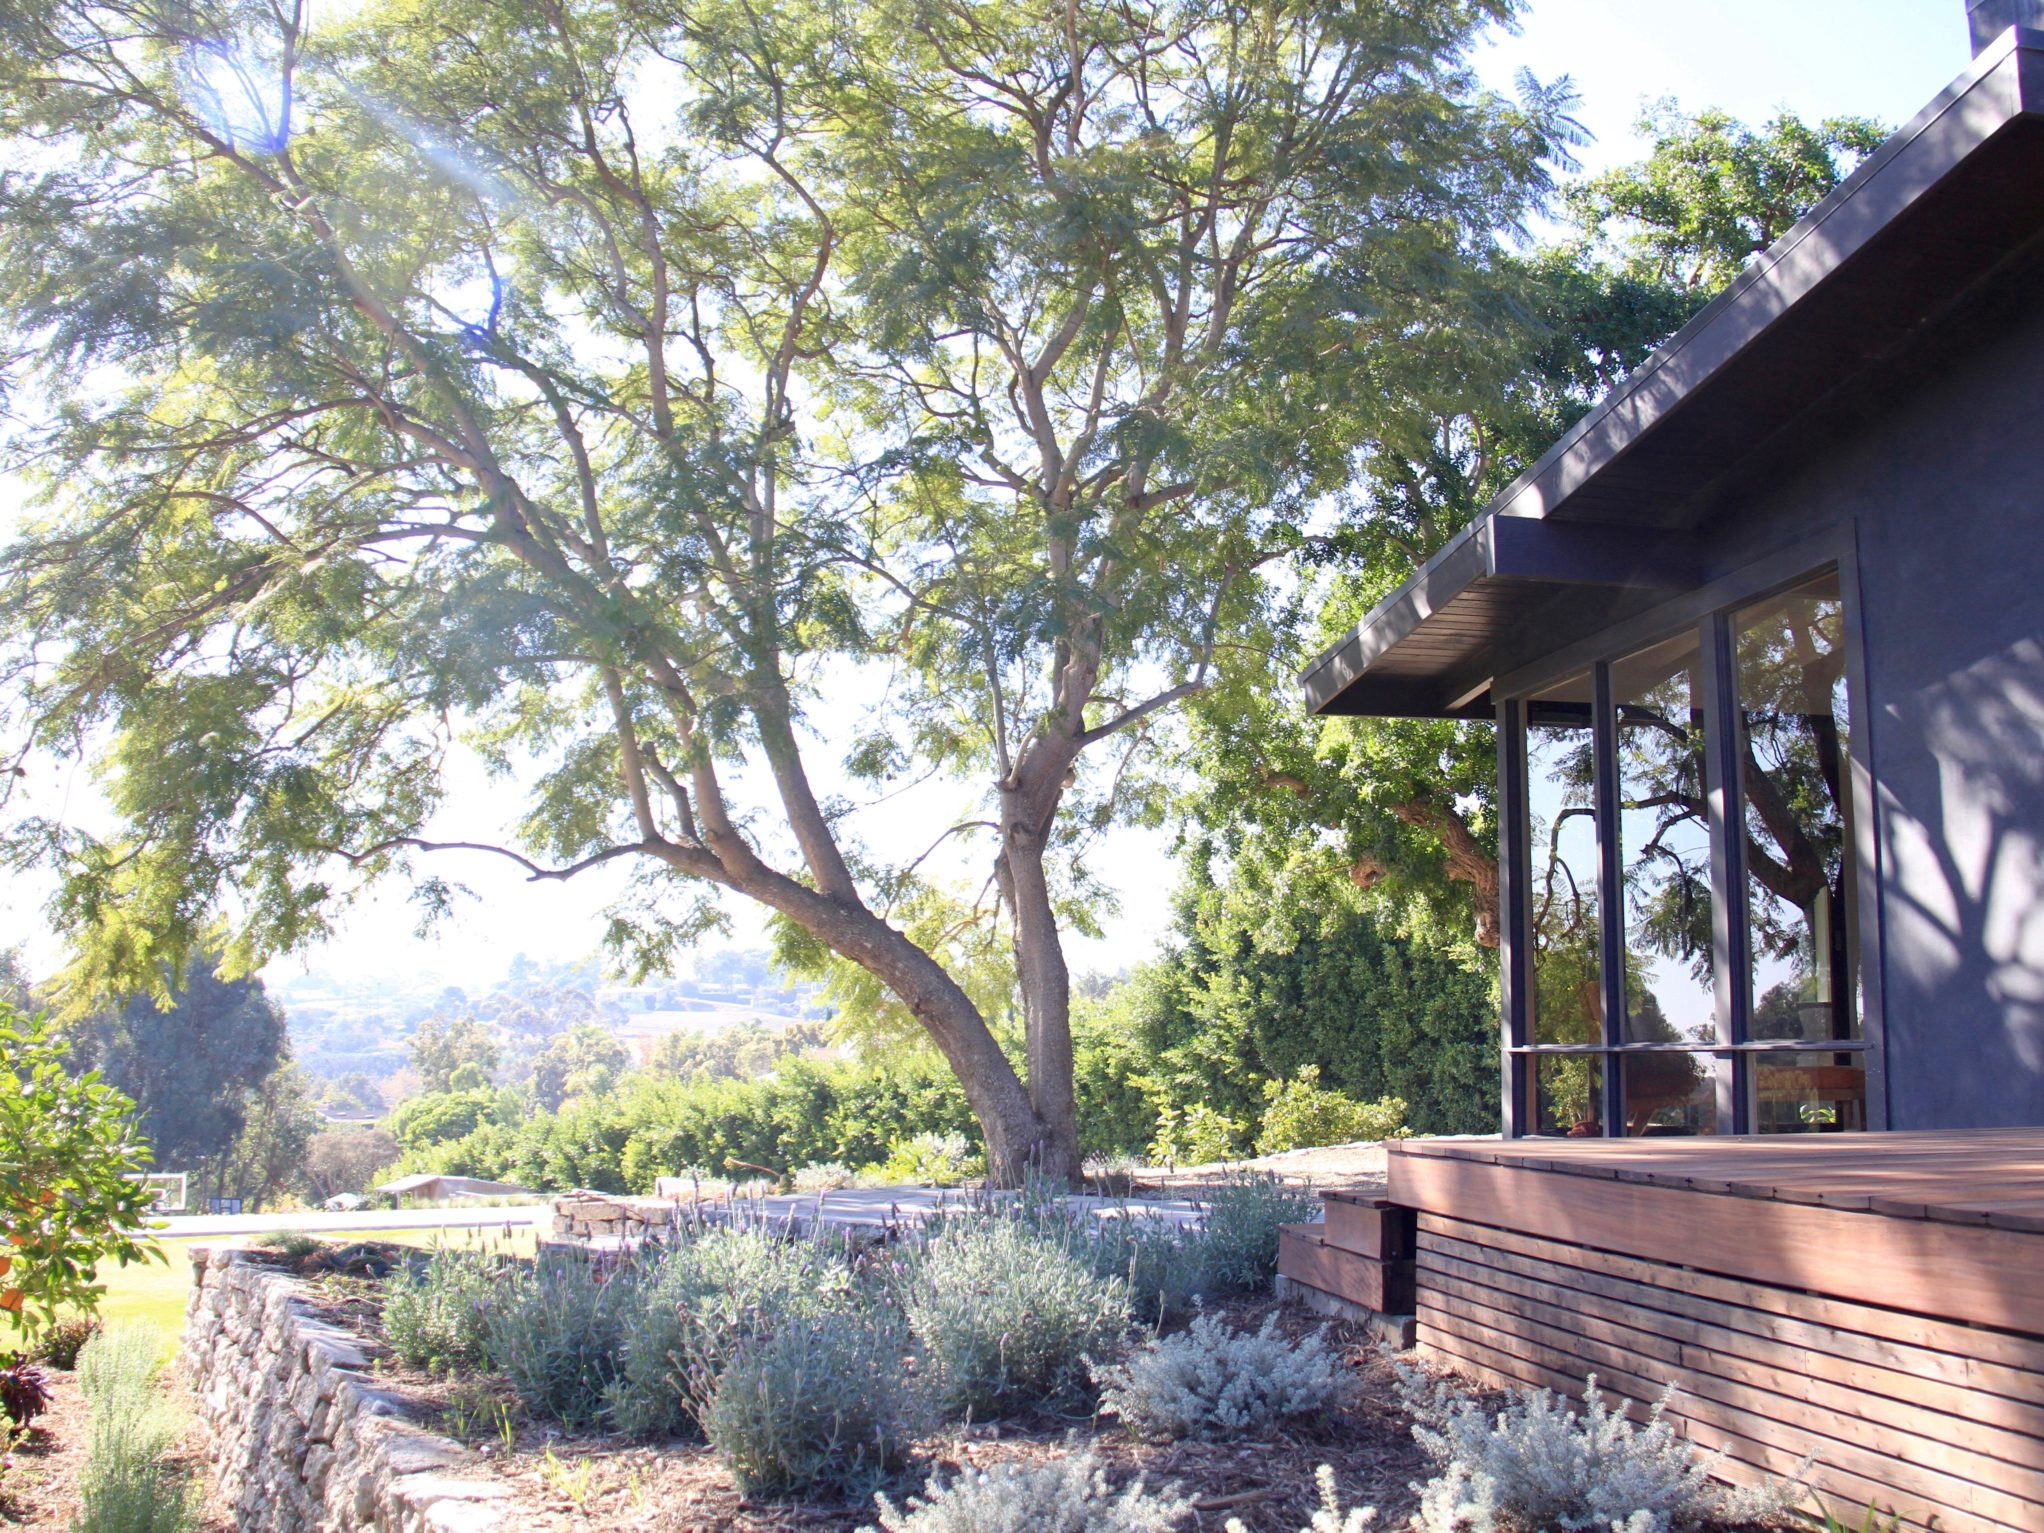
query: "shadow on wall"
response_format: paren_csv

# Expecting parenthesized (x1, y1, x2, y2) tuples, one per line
(1880, 636, 2044, 1125)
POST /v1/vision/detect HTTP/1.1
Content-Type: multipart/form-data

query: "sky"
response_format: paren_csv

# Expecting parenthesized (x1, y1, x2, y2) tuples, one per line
(0, 0, 1977, 994)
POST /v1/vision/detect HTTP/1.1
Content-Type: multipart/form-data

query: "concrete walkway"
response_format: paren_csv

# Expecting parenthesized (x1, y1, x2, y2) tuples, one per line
(150, 1203, 551, 1239)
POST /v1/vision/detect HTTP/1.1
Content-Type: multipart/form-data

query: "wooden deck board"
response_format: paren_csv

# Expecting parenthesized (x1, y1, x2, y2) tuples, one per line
(1388, 1130, 2044, 1332)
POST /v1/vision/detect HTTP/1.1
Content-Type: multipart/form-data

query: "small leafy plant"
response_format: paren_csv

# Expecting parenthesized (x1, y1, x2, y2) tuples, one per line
(865, 1449, 1191, 1533)
(1093, 1311, 1342, 1441)
(1227, 1465, 1376, 1533)
(1148, 1103, 1244, 1167)
(34, 1314, 102, 1370)
(0, 1356, 53, 1427)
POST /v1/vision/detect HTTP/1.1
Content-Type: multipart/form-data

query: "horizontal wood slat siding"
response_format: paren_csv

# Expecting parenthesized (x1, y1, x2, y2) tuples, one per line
(1411, 1213, 2044, 1533)
(1319, 1195, 1415, 1259)
(1390, 1149, 2043, 1332)
(1276, 1226, 1415, 1313)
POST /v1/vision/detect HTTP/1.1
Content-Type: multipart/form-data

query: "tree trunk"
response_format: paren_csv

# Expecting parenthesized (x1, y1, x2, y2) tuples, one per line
(998, 819, 1083, 1183)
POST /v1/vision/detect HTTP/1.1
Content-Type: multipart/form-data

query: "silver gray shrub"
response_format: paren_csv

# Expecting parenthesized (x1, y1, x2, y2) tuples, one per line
(864, 1450, 1191, 1533)
(1398, 1367, 1806, 1533)
(1093, 1311, 1342, 1441)
(901, 1213, 1132, 1419)
(1226, 1466, 1377, 1533)
(697, 1309, 918, 1497)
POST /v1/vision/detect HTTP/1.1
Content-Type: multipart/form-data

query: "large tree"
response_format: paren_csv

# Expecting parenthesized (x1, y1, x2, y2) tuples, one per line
(1186, 103, 1885, 954)
(0, 0, 1568, 1179)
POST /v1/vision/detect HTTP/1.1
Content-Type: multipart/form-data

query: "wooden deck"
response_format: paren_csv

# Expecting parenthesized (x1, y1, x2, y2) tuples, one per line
(1386, 1129, 2044, 1533)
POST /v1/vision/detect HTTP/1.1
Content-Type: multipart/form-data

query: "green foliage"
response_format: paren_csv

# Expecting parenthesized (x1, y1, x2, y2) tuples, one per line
(381, 1247, 512, 1374)
(877, 1132, 983, 1187)
(1194, 1175, 1319, 1296)
(1081, 1216, 1210, 1326)
(1254, 1070, 1407, 1157)
(63, 959, 290, 1182)
(0, 1006, 161, 1347)
(484, 1257, 639, 1429)
(1147, 1104, 1246, 1168)
(393, 1053, 980, 1195)
(1569, 103, 1887, 292)
(408, 1017, 502, 1096)
(1136, 853, 1501, 1140)
(0, 0, 1571, 1188)
(697, 1310, 917, 1498)
(1794, 1501, 1907, 1533)
(901, 1214, 1131, 1420)
(73, 1327, 201, 1533)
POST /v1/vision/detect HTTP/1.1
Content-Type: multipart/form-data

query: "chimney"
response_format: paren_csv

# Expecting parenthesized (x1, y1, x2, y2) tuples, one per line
(1969, 0, 2044, 52)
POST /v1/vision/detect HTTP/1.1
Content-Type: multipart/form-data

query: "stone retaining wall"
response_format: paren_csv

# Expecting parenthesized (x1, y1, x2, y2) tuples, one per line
(182, 1246, 509, 1533)
(549, 1190, 683, 1242)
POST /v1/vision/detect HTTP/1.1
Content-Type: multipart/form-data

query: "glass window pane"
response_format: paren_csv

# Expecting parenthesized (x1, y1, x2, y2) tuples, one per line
(1613, 634, 1715, 1046)
(1621, 1052, 1717, 1136)
(1533, 1055, 1602, 1137)
(1735, 573, 1861, 1044)
(1752, 1051, 1867, 1133)
(1527, 685, 1601, 1048)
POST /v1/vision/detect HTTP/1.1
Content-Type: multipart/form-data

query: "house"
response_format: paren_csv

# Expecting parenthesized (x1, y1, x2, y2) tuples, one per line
(373, 1172, 535, 1204)
(1281, 14, 2044, 1530)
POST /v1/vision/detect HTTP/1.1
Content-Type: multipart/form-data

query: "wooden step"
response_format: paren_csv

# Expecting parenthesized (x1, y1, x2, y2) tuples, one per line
(1278, 1224, 1415, 1313)
(1319, 1192, 1415, 1259)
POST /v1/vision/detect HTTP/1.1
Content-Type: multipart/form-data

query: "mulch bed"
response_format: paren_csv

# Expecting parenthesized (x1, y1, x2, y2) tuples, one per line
(378, 1296, 1436, 1533)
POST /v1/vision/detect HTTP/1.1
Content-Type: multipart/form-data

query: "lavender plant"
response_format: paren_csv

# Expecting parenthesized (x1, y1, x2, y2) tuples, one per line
(697, 1309, 917, 1496)
(1093, 1311, 1342, 1441)
(901, 1213, 1131, 1419)
(379, 1245, 510, 1373)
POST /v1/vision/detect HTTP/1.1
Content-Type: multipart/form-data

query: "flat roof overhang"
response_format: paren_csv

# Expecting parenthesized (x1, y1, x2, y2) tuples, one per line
(1304, 28, 2044, 719)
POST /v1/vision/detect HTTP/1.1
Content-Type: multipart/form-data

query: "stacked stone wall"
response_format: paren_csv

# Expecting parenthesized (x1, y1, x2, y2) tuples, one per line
(181, 1246, 509, 1533)
(548, 1190, 683, 1243)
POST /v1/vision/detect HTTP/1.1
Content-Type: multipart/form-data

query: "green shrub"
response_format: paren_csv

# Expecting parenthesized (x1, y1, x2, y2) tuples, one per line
(878, 1131, 983, 1186)
(607, 1226, 873, 1439)
(74, 1327, 201, 1533)
(484, 1255, 640, 1428)
(1193, 1174, 1317, 1294)
(697, 1310, 917, 1496)
(1254, 1069, 1406, 1155)
(1146, 1103, 1243, 1167)
(866, 1450, 1191, 1532)
(1093, 1312, 1342, 1441)
(901, 1214, 1131, 1420)
(380, 1246, 511, 1373)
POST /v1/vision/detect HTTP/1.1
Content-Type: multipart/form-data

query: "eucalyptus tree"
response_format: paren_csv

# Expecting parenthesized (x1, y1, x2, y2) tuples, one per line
(0, 0, 1565, 1179)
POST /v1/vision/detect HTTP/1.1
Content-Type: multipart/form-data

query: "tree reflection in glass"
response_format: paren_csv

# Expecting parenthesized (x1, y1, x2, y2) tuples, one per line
(1735, 574, 1859, 1045)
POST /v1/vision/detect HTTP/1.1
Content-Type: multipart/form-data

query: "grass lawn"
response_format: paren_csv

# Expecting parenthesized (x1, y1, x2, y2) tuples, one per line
(92, 1224, 541, 1356)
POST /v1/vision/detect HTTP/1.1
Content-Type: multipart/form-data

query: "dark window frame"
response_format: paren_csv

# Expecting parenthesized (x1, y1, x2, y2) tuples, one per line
(1496, 528, 1886, 1137)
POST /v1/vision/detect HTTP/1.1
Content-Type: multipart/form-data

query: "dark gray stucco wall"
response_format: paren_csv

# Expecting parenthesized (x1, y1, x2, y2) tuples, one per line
(1698, 255, 2044, 1129)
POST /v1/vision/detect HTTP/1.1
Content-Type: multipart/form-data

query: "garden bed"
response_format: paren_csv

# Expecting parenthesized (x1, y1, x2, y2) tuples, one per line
(376, 1295, 1430, 1533)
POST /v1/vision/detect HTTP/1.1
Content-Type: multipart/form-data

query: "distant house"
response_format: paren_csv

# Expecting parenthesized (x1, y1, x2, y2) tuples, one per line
(374, 1173, 534, 1204)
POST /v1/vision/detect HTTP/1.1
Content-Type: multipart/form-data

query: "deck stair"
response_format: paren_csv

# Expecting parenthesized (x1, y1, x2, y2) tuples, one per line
(1275, 1191, 1416, 1336)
